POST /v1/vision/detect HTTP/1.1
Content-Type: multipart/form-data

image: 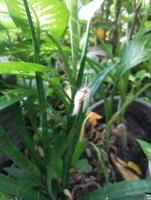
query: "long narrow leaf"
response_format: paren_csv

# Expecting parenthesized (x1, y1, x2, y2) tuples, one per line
(0, 174, 48, 200)
(0, 127, 39, 177)
(23, 0, 40, 63)
(80, 180, 151, 200)
(84, 63, 115, 110)
(36, 72, 49, 164)
(11, 103, 45, 172)
(65, 0, 79, 69)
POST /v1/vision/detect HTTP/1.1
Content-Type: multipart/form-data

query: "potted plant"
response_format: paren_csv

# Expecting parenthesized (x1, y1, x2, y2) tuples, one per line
(0, 0, 151, 200)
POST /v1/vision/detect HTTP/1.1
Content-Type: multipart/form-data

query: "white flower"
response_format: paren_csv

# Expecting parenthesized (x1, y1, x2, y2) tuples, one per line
(72, 86, 89, 115)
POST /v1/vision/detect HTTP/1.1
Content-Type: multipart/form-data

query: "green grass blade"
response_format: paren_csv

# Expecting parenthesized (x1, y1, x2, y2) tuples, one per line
(76, 20, 91, 88)
(0, 174, 48, 200)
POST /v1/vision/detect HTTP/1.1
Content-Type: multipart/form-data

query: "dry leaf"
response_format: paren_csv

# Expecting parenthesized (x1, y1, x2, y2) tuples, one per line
(86, 111, 102, 126)
(110, 153, 140, 181)
(127, 161, 142, 176)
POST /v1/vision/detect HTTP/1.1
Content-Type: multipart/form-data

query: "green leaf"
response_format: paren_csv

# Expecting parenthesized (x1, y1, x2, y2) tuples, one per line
(120, 35, 151, 76)
(0, 191, 11, 200)
(0, 174, 48, 200)
(52, 158, 63, 180)
(0, 87, 33, 110)
(65, 0, 79, 69)
(30, 0, 69, 40)
(4, 0, 69, 40)
(0, 127, 40, 177)
(0, 62, 48, 76)
(71, 140, 86, 167)
(4, 0, 30, 33)
(84, 63, 115, 110)
(80, 180, 151, 200)
(75, 159, 92, 173)
(137, 139, 151, 161)
(4, 166, 40, 189)
(11, 103, 45, 172)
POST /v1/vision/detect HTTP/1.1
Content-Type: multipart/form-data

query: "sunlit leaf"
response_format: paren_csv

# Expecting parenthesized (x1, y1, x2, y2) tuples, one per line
(0, 62, 49, 76)
(4, 0, 69, 39)
(30, 0, 69, 39)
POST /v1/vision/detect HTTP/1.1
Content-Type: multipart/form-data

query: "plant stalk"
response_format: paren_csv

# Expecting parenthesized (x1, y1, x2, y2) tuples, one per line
(23, 0, 40, 63)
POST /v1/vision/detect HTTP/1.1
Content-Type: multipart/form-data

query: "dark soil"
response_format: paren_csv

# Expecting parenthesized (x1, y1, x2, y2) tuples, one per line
(68, 101, 151, 200)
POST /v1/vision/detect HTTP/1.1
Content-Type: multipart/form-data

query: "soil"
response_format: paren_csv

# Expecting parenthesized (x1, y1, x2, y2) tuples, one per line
(67, 102, 151, 200)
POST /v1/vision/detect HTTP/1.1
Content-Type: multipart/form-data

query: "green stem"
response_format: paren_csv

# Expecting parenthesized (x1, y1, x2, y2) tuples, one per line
(47, 34, 75, 88)
(128, 1, 141, 40)
(66, 0, 79, 70)
(76, 21, 91, 89)
(62, 111, 85, 188)
(23, 0, 40, 63)
(36, 72, 49, 163)
(103, 82, 151, 151)
(90, 142, 109, 184)
(112, 0, 121, 55)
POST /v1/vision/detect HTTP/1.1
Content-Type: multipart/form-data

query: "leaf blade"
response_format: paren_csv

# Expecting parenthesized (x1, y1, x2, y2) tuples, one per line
(80, 180, 151, 200)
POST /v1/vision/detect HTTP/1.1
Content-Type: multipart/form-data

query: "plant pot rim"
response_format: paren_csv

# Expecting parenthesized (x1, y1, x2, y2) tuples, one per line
(89, 97, 151, 113)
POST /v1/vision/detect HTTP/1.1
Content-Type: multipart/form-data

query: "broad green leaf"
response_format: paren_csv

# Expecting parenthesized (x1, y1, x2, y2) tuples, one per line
(4, 0, 69, 40)
(120, 35, 151, 76)
(0, 174, 48, 200)
(75, 159, 92, 173)
(0, 62, 48, 76)
(80, 180, 151, 200)
(137, 139, 151, 161)
(30, 0, 69, 39)
(4, 0, 29, 33)
(0, 87, 33, 110)
(0, 127, 40, 177)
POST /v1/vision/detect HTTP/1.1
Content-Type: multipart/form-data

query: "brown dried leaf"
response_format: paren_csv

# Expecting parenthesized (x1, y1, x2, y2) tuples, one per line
(86, 111, 102, 127)
(110, 153, 140, 181)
